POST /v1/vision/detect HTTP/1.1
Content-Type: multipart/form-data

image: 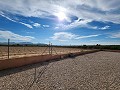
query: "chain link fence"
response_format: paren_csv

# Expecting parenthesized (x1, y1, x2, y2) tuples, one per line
(0, 39, 91, 60)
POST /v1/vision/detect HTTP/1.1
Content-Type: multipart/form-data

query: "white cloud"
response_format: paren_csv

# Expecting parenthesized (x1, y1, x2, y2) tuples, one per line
(0, 0, 119, 25)
(99, 26, 110, 30)
(0, 30, 35, 41)
(110, 32, 120, 38)
(33, 23, 41, 28)
(55, 19, 101, 30)
(75, 34, 100, 39)
(0, 14, 33, 29)
(0, 14, 16, 22)
(51, 32, 100, 41)
(43, 25, 49, 28)
(55, 19, 92, 30)
(51, 32, 77, 41)
(19, 22, 33, 29)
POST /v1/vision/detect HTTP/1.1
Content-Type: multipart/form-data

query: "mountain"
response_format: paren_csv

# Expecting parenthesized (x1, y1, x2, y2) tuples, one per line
(18, 42, 33, 45)
(0, 42, 16, 45)
(0, 42, 33, 45)
(0, 42, 47, 46)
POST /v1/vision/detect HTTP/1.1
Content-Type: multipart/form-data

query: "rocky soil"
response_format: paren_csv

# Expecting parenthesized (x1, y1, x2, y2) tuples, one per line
(0, 51, 120, 90)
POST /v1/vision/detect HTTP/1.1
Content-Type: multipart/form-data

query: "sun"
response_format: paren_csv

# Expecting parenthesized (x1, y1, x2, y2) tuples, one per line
(55, 12, 67, 21)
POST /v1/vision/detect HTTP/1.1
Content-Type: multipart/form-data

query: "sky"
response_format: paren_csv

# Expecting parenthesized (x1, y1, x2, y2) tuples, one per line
(0, 0, 120, 45)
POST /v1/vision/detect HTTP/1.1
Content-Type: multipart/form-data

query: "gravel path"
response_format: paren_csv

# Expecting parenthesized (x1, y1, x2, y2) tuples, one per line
(0, 51, 120, 90)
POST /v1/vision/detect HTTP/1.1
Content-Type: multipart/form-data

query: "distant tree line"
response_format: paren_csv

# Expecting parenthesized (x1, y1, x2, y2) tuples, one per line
(0, 44, 120, 50)
(53, 44, 120, 50)
(0, 44, 48, 47)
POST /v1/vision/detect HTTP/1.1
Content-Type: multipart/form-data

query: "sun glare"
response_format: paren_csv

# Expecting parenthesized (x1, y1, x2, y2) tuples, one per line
(56, 12, 67, 21)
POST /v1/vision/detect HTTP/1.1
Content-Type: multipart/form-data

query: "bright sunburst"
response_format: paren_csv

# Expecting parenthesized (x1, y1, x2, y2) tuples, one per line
(55, 12, 67, 21)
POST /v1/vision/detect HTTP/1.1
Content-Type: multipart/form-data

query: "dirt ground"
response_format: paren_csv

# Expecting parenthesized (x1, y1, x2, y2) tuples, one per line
(0, 46, 89, 60)
(0, 51, 120, 90)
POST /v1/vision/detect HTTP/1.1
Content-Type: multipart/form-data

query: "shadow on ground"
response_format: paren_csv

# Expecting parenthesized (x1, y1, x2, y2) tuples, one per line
(0, 55, 77, 77)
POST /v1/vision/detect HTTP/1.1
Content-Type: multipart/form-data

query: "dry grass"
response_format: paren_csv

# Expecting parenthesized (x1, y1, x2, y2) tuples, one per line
(0, 46, 90, 60)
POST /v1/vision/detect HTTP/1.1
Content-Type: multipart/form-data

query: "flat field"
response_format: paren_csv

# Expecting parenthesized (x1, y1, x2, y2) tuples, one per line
(0, 51, 120, 90)
(0, 46, 90, 60)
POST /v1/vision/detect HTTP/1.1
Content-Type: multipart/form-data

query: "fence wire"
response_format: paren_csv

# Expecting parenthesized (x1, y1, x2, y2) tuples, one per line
(0, 40, 89, 60)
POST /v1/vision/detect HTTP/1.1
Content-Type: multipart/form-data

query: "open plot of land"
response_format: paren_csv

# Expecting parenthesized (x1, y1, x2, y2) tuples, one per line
(0, 51, 120, 90)
(0, 46, 90, 60)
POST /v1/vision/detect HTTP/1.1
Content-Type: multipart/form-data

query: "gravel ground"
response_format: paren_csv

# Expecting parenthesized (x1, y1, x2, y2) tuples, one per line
(0, 51, 120, 90)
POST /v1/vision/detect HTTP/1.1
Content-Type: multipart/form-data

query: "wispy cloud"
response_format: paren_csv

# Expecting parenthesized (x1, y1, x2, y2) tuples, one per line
(0, 14, 16, 22)
(43, 25, 49, 28)
(33, 23, 41, 28)
(51, 32, 100, 41)
(19, 22, 33, 29)
(110, 31, 120, 38)
(0, 0, 119, 25)
(99, 26, 110, 30)
(51, 32, 77, 41)
(55, 18, 105, 30)
(0, 30, 35, 41)
(55, 19, 93, 30)
(75, 34, 100, 39)
(0, 14, 33, 28)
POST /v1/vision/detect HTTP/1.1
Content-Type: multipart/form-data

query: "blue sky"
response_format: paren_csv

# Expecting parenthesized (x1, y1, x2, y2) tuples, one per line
(0, 0, 120, 45)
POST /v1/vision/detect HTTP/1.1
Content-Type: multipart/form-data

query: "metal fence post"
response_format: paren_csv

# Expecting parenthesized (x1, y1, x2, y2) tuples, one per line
(51, 43, 52, 55)
(8, 39, 10, 59)
(49, 41, 50, 55)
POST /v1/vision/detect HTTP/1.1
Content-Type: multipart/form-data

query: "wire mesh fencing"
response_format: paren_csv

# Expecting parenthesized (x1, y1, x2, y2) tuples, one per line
(0, 39, 90, 60)
(0, 46, 85, 60)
